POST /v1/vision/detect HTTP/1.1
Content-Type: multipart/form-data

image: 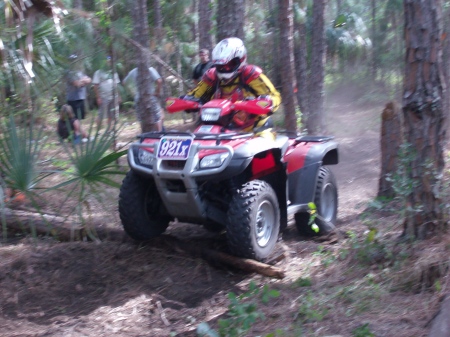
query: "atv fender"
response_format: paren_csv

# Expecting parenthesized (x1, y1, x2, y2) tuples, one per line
(249, 148, 288, 231)
(288, 140, 338, 206)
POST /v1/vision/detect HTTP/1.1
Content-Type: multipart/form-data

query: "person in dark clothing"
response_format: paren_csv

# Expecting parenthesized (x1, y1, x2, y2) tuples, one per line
(192, 49, 212, 85)
(66, 54, 91, 120)
(57, 104, 88, 144)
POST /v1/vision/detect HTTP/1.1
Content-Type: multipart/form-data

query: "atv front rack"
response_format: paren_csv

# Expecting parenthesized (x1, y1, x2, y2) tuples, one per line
(138, 130, 254, 142)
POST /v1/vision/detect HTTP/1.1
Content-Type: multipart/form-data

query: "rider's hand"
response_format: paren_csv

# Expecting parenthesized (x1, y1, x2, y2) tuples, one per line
(180, 95, 197, 101)
(257, 95, 273, 107)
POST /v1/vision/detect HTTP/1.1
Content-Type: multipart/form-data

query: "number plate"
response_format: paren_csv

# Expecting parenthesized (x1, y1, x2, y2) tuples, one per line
(157, 137, 193, 160)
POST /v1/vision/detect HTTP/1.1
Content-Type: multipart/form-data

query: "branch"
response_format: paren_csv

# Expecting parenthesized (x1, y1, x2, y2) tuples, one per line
(160, 235, 286, 279)
(113, 31, 190, 90)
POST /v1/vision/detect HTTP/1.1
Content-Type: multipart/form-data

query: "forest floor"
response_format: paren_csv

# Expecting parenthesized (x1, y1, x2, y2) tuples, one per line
(0, 88, 449, 337)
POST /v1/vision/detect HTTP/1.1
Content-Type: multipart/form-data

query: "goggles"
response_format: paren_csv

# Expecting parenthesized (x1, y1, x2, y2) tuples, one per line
(215, 58, 240, 73)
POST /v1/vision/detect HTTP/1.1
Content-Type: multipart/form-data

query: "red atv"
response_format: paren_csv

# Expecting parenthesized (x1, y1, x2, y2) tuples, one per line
(118, 97, 339, 261)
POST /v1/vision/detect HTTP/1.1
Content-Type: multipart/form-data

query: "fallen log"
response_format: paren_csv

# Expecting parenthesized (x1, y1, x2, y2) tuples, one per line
(1, 208, 286, 278)
(160, 235, 286, 279)
(208, 250, 286, 279)
(0, 208, 124, 242)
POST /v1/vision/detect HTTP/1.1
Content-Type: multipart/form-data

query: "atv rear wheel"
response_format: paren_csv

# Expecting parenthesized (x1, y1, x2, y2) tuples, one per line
(119, 170, 171, 240)
(226, 180, 280, 261)
(295, 166, 338, 236)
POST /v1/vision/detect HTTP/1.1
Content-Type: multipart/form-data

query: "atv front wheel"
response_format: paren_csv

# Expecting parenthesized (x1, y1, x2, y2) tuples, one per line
(226, 180, 280, 261)
(118, 170, 171, 240)
(295, 166, 338, 236)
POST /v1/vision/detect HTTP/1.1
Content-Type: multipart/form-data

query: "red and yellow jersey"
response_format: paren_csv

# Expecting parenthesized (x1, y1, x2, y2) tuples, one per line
(187, 65, 281, 111)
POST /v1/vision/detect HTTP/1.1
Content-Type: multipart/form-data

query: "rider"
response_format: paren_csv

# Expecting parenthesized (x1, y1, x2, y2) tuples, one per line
(184, 37, 281, 140)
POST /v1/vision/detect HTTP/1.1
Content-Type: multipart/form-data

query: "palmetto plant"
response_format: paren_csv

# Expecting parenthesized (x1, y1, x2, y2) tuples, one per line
(51, 123, 127, 237)
(0, 115, 48, 195)
(0, 114, 50, 238)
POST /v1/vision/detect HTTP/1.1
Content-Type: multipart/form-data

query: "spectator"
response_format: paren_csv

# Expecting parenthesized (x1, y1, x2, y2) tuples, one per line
(123, 66, 165, 131)
(66, 54, 91, 120)
(92, 56, 121, 131)
(57, 104, 88, 144)
(192, 49, 212, 85)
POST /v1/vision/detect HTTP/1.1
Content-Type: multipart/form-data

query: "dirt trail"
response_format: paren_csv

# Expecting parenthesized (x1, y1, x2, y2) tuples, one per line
(0, 98, 438, 337)
(327, 100, 382, 221)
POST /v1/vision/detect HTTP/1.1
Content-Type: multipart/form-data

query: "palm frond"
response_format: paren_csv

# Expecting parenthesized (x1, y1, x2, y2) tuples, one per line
(0, 115, 48, 193)
(53, 124, 127, 191)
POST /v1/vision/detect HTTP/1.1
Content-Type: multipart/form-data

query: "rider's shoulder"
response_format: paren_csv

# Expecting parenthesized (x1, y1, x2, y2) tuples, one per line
(202, 68, 218, 86)
(240, 65, 263, 84)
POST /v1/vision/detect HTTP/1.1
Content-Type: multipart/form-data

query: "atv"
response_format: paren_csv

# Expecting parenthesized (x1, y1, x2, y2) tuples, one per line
(118, 97, 339, 261)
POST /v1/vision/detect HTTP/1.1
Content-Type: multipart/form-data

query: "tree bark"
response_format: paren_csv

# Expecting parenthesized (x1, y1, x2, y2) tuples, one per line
(279, 0, 298, 133)
(378, 101, 403, 198)
(198, 0, 214, 51)
(294, 0, 309, 124)
(306, 0, 326, 134)
(216, 0, 245, 41)
(154, 0, 163, 43)
(371, 0, 377, 80)
(443, 4, 450, 133)
(73, 0, 83, 9)
(130, 0, 159, 132)
(269, 0, 282, 90)
(402, 0, 447, 238)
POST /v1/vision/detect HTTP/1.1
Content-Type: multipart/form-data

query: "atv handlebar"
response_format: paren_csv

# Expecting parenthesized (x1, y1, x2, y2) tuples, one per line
(165, 97, 200, 113)
(165, 97, 273, 115)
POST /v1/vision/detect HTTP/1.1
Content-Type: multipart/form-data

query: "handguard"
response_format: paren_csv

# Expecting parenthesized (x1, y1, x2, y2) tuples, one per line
(166, 96, 200, 114)
(232, 97, 273, 115)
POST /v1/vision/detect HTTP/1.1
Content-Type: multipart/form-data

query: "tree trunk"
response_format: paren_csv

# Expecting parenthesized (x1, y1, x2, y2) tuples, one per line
(378, 101, 403, 198)
(402, 0, 447, 239)
(130, 0, 159, 132)
(306, 0, 326, 134)
(336, 0, 342, 14)
(73, 0, 83, 9)
(268, 0, 282, 90)
(216, 0, 245, 41)
(294, 0, 309, 123)
(198, 0, 213, 51)
(153, 0, 165, 99)
(279, 0, 298, 133)
(443, 4, 450, 131)
(371, 0, 377, 80)
(154, 0, 163, 43)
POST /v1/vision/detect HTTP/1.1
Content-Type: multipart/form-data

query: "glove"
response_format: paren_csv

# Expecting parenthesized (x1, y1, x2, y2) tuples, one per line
(257, 95, 273, 107)
(180, 95, 199, 102)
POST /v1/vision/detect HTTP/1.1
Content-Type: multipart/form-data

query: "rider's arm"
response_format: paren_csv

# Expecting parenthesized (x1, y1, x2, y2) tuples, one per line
(186, 68, 217, 104)
(247, 73, 281, 112)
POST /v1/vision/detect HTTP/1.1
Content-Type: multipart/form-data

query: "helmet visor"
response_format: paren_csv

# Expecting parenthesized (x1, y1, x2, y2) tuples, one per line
(215, 58, 240, 73)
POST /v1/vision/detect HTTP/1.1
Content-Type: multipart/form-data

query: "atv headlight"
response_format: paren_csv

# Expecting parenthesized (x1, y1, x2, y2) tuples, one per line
(201, 108, 221, 122)
(138, 148, 154, 166)
(200, 152, 229, 169)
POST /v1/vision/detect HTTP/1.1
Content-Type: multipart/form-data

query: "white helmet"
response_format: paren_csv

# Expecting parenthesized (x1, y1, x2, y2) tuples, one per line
(212, 37, 247, 83)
